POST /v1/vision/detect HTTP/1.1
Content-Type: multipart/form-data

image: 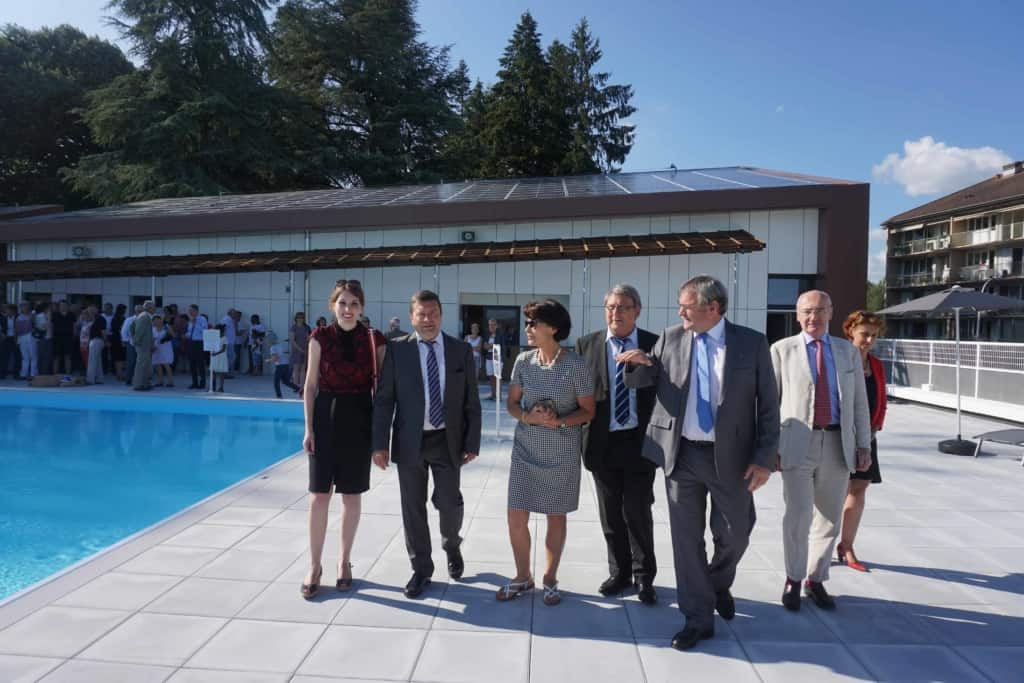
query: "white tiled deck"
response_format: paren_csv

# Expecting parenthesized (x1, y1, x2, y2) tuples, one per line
(1, 382, 1023, 682)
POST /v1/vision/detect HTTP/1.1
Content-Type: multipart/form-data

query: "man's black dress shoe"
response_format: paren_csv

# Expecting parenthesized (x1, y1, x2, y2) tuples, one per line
(803, 580, 836, 609)
(635, 577, 657, 605)
(715, 589, 735, 620)
(599, 575, 632, 596)
(781, 578, 801, 611)
(447, 549, 464, 580)
(671, 625, 714, 651)
(404, 573, 431, 598)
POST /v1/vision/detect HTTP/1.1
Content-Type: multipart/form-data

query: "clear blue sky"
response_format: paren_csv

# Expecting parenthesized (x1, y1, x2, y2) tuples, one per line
(8, 0, 1024, 280)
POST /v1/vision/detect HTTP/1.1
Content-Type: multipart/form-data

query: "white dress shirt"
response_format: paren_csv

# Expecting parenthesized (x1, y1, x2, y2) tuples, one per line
(415, 332, 446, 431)
(121, 315, 136, 346)
(606, 327, 639, 431)
(681, 317, 726, 442)
(221, 315, 237, 344)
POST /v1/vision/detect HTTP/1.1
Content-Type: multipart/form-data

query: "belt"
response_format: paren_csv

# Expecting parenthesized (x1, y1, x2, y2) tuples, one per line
(423, 428, 447, 436)
(812, 424, 841, 431)
(682, 437, 715, 448)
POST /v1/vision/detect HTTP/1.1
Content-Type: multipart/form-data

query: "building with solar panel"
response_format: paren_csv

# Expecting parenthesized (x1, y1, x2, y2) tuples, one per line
(1, 166, 868, 350)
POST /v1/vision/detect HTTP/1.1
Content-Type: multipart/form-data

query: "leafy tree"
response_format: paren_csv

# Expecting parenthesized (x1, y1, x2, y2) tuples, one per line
(0, 24, 132, 208)
(65, 0, 334, 205)
(866, 280, 886, 312)
(270, 0, 463, 186)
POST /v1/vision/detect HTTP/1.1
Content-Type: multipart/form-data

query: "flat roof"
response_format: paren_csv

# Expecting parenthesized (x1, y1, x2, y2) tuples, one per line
(0, 167, 863, 242)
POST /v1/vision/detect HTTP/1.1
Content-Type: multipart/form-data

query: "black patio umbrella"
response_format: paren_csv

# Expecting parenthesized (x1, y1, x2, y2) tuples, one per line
(877, 285, 1024, 455)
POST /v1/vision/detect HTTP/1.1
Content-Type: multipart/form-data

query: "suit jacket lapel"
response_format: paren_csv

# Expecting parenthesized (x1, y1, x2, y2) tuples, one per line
(720, 321, 736, 406)
(794, 335, 814, 388)
(442, 333, 460, 411)
(677, 329, 693, 418)
(407, 336, 425, 399)
(595, 333, 610, 396)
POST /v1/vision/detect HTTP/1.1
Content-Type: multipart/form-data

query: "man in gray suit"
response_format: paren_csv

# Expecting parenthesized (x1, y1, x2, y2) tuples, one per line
(372, 290, 482, 598)
(771, 290, 870, 612)
(131, 300, 155, 391)
(621, 275, 779, 651)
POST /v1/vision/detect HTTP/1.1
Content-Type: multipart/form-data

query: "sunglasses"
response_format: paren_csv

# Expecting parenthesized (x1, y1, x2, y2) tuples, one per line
(335, 279, 361, 286)
(525, 320, 538, 328)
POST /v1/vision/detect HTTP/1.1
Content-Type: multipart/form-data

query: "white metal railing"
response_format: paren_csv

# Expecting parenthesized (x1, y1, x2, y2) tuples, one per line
(958, 265, 997, 281)
(949, 223, 1024, 248)
(874, 338, 1024, 399)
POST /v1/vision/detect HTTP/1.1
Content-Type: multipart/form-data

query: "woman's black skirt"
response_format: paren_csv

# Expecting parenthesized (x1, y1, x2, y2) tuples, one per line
(309, 391, 373, 494)
(850, 438, 882, 484)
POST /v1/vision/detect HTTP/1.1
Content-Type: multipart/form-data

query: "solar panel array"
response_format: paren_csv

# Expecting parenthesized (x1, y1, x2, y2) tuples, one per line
(17, 167, 836, 223)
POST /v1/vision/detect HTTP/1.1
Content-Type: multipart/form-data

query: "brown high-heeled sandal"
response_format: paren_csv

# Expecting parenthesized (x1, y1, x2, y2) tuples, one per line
(300, 565, 322, 599)
(336, 562, 354, 591)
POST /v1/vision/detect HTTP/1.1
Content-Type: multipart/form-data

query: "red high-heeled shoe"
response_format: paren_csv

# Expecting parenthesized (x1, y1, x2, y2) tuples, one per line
(837, 542, 867, 572)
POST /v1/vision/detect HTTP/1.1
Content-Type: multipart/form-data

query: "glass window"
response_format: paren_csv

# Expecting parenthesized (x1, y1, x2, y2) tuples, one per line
(767, 276, 815, 310)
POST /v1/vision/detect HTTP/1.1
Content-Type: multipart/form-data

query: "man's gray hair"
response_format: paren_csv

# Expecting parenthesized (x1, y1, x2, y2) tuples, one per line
(604, 283, 642, 309)
(679, 275, 728, 315)
(142, 300, 155, 312)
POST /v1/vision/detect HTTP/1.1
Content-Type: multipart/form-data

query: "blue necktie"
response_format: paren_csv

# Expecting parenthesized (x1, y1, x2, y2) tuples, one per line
(611, 337, 631, 426)
(695, 332, 714, 432)
(422, 340, 444, 428)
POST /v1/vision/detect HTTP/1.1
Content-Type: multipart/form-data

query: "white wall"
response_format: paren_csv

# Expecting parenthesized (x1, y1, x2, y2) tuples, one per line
(14, 208, 821, 341)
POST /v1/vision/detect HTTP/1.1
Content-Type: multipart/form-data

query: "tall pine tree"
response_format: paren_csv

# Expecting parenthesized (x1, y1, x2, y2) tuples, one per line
(481, 12, 564, 178)
(64, 0, 333, 204)
(270, 0, 463, 186)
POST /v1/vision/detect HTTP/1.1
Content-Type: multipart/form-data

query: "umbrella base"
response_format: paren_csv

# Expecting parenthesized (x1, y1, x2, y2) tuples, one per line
(938, 438, 976, 456)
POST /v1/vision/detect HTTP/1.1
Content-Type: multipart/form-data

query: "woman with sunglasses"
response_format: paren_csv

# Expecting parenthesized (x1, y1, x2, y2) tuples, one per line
(300, 279, 387, 599)
(498, 299, 595, 606)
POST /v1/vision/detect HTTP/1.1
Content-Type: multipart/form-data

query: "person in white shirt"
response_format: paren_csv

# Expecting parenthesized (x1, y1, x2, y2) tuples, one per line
(220, 309, 237, 373)
(268, 333, 299, 397)
(248, 314, 267, 375)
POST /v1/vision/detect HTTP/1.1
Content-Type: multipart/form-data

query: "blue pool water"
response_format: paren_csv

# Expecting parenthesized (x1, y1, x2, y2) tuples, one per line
(0, 398, 304, 600)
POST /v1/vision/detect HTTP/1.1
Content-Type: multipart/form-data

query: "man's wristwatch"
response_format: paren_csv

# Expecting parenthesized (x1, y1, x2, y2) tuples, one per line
(559, 421, 567, 429)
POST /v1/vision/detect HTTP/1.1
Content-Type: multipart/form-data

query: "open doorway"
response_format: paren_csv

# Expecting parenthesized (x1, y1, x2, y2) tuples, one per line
(460, 304, 520, 380)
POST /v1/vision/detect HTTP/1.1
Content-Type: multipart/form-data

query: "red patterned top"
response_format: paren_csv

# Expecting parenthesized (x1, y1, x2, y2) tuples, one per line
(311, 323, 386, 395)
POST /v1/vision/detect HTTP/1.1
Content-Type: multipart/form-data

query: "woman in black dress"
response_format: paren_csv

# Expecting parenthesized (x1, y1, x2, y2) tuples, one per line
(300, 279, 387, 598)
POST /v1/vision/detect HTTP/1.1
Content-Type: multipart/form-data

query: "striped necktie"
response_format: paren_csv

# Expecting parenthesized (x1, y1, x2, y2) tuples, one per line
(422, 339, 444, 428)
(611, 337, 631, 426)
(813, 340, 832, 427)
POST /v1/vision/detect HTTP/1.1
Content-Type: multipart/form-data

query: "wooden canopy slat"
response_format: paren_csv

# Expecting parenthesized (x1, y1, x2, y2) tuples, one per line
(0, 230, 764, 280)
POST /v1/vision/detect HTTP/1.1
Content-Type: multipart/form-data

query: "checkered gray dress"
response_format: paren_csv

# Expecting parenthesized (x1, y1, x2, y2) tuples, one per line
(508, 349, 595, 514)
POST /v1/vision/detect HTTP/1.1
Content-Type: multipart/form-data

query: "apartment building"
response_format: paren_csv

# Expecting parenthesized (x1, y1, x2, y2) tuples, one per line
(883, 161, 1024, 340)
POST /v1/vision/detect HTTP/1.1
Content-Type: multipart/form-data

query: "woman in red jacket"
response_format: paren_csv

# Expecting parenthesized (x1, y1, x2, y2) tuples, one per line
(838, 310, 888, 572)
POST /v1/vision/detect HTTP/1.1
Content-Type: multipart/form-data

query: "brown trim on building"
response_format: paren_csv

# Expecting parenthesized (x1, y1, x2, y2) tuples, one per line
(2, 184, 867, 242)
(0, 230, 765, 280)
(0, 205, 63, 221)
(816, 183, 870, 335)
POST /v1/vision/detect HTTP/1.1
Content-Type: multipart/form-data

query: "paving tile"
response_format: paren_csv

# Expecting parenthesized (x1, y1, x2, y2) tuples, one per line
(432, 582, 532, 632)
(232, 526, 309, 554)
(530, 636, 640, 683)
(117, 546, 223, 576)
(237, 580, 347, 624)
(744, 641, 873, 682)
(200, 506, 282, 527)
(168, 669, 287, 682)
(531, 591, 632, 639)
(186, 620, 324, 673)
(333, 584, 441, 629)
(906, 602, 1024, 646)
(0, 654, 63, 683)
(195, 549, 299, 581)
(0, 607, 129, 658)
(637, 638, 761, 683)
(413, 630, 529, 683)
(79, 613, 226, 667)
(165, 524, 256, 549)
(39, 659, 174, 682)
(143, 577, 268, 618)
(954, 645, 1024, 683)
(812, 601, 940, 644)
(297, 625, 426, 680)
(54, 573, 181, 611)
(852, 644, 990, 682)
(726, 600, 838, 642)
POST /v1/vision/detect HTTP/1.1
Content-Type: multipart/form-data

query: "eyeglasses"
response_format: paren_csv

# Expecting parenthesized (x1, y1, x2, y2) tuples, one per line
(335, 279, 361, 286)
(525, 320, 538, 328)
(677, 303, 709, 313)
(797, 307, 832, 316)
(605, 304, 636, 312)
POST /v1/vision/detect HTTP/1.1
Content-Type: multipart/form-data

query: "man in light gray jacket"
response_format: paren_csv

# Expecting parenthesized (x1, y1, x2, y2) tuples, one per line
(771, 289, 871, 612)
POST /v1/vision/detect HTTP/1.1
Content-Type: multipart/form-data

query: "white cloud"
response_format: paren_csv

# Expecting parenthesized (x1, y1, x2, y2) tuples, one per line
(872, 136, 1012, 197)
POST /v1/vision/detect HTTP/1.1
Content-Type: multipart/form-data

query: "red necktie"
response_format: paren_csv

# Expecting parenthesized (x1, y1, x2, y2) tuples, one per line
(813, 340, 832, 427)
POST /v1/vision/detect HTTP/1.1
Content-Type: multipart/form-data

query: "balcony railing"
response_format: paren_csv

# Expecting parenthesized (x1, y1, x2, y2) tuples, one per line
(888, 272, 946, 287)
(959, 265, 997, 281)
(949, 222, 1024, 248)
(890, 235, 950, 256)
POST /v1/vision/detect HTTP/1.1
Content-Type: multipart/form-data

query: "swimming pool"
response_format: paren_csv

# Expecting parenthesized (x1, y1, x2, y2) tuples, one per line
(0, 393, 304, 600)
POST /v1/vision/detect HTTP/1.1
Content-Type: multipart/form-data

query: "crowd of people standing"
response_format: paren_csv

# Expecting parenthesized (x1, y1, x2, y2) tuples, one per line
(296, 275, 888, 654)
